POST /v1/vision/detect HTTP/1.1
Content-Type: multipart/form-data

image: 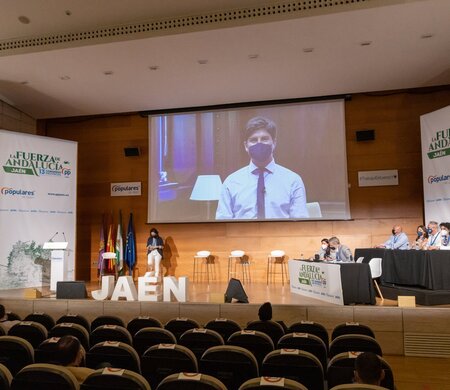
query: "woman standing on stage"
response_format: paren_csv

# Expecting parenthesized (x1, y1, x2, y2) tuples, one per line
(146, 228, 164, 277)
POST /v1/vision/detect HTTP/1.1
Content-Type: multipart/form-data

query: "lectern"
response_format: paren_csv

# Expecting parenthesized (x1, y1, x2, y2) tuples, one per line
(43, 241, 68, 291)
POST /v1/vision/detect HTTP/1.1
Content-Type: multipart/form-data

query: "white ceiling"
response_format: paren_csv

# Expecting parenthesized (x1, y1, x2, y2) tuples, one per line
(0, 0, 449, 119)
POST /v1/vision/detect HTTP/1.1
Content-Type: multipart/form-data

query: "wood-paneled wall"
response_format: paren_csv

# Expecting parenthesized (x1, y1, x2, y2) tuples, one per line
(44, 87, 450, 282)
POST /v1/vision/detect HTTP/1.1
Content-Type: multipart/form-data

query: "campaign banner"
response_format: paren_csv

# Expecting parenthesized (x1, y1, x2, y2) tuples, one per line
(420, 106, 450, 224)
(0, 130, 77, 289)
(288, 259, 343, 305)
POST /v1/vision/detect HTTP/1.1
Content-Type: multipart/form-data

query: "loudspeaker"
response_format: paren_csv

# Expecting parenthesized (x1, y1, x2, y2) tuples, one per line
(56, 281, 87, 299)
(124, 147, 140, 157)
(224, 278, 249, 303)
(356, 129, 375, 142)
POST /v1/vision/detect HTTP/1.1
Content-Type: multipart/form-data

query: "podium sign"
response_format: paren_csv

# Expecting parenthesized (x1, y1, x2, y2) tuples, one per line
(44, 242, 68, 291)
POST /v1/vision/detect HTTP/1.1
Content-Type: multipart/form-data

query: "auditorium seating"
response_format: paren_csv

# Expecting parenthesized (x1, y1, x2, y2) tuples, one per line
(0, 325, 5, 336)
(34, 337, 61, 364)
(287, 321, 329, 351)
(49, 323, 90, 350)
(0, 336, 34, 376)
(0, 363, 12, 389)
(329, 385, 389, 390)
(205, 318, 242, 340)
(8, 321, 48, 348)
(331, 323, 376, 340)
(165, 317, 200, 341)
(57, 314, 91, 332)
(200, 345, 259, 390)
(262, 349, 324, 390)
(246, 320, 285, 345)
(91, 315, 125, 331)
(133, 327, 177, 356)
(178, 328, 224, 360)
(239, 376, 308, 389)
(127, 316, 163, 337)
(81, 367, 150, 389)
(277, 332, 328, 371)
(24, 313, 56, 331)
(228, 330, 274, 368)
(329, 335, 382, 359)
(158, 372, 227, 390)
(11, 363, 79, 390)
(90, 325, 132, 346)
(86, 341, 141, 372)
(141, 344, 198, 389)
(6, 312, 21, 322)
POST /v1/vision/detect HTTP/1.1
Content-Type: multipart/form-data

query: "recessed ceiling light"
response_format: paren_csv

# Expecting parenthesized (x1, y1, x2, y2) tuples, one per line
(149, 66, 159, 71)
(65, 10, 72, 16)
(303, 48, 314, 53)
(360, 41, 372, 46)
(19, 81, 29, 85)
(197, 59, 208, 65)
(59, 75, 71, 80)
(248, 54, 259, 60)
(18, 16, 30, 24)
(421, 33, 434, 39)
(103, 71, 114, 75)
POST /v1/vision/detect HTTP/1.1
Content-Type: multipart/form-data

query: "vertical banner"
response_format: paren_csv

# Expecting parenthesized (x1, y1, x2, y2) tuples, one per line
(288, 259, 343, 305)
(420, 106, 450, 224)
(0, 130, 77, 289)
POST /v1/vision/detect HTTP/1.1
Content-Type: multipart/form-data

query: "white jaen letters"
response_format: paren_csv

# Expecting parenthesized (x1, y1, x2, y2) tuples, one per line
(92, 276, 189, 302)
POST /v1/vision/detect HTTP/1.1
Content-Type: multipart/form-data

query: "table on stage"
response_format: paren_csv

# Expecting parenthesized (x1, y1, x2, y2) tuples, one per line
(354, 248, 450, 290)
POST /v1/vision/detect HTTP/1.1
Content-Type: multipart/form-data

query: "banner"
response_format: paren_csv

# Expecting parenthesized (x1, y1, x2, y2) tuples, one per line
(0, 130, 77, 289)
(420, 106, 450, 224)
(288, 259, 343, 305)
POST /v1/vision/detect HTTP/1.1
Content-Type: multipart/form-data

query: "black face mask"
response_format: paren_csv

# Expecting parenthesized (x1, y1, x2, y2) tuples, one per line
(330, 246, 336, 251)
(392, 229, 396, 235)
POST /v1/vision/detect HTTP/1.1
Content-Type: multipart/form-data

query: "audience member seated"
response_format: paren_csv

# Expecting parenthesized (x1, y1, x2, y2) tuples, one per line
(0, 304, 20, 331)
(258, 302, 288, 333)
(318, 238, 332, 261)
(439, 222, 450, 249)
(354, 352, 385, 386)
(425, 221, 441, 250)
(329, 237, 353, 262)
(376, 225, 409, 250)
(52, 335, 94, 383)
(412, 225, 429, 250)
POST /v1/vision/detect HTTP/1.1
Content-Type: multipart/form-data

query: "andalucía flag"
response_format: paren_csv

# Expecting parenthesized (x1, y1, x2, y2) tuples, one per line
(115, 210, 124, 274)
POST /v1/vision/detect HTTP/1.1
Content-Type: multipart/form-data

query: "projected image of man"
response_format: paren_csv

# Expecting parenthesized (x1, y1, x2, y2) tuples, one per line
(216, 116, 308, 220)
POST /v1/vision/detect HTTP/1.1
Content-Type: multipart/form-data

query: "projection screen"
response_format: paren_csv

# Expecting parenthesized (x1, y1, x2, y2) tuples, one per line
(147, 99, 350, 223)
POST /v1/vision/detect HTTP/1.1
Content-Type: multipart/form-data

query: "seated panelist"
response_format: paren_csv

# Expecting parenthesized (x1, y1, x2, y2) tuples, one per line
(376, 225, 409, 250)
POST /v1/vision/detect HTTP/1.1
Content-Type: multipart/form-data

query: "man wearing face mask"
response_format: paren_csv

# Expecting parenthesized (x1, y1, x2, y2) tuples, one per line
(425, 221, 441, 250)
(216, 116, 308, 220)
(328, 237, 353, 262)
(439, 222, 450, 249)
(376, 225, 409, 250)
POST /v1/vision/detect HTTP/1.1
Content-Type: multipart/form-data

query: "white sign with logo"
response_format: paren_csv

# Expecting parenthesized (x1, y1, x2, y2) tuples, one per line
(288, 259, 343, 305)
(0, 129, 77, 289)
(358, 170, 399, 187)
(421, 105, 450, 223)
(111, 182, 141, 197)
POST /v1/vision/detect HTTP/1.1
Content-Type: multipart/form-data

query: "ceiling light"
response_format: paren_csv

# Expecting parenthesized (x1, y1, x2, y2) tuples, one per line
(197, 60, 208, 65)
(302, 48, 314, 53)
(59, 76, 71, 80)
(103, 71, 114, 75)
(360, 41, 372, 46)
(248, 54, 259, 60)
(65, 10, 72, 16)
(149, 66, 159, 71)
(19, 81, 29, 85)
(421, 33, 434, 39)
(18, 16, 30, 24)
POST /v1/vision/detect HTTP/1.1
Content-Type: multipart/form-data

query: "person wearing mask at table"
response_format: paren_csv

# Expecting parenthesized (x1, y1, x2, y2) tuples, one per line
(425, 221, 441, 250)
(318, 238, 332, 260)
(146, 228, 164, 277)
(412, 225, 429, 250)
(439, 222, 450, 249)
(376, 225, 409, 250)
(329, 236, 353, 262)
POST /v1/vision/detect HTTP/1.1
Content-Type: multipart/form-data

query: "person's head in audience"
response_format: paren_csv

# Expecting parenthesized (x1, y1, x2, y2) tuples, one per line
(416, 225, 428, 240)
(55, 336, 85, 367)
(427, 221, 439, 235)
(329, 237, 341, 250)
(258, 302, 273, 321)
(0, 304, 6, 321)
(354, 352, 385, 385)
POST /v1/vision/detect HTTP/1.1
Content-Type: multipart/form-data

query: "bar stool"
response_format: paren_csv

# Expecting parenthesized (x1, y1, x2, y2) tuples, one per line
(100, 252, 118, 283)
(266, 249, 288, 285)
(228, 250, 251, 284)
(193, 250, 214, 284)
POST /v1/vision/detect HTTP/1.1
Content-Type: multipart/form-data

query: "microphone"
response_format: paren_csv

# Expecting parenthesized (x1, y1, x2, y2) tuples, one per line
(48, 232, 58, 242)
(62, 232, 67, 242)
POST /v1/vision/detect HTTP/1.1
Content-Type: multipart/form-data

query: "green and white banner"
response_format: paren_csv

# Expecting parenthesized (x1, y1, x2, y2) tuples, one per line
(420, 106, 450, 224)
(0, 130, 77, 289)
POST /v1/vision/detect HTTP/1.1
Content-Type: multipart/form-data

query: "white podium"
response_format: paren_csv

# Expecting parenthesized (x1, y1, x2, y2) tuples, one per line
(43, 241, 69, 291)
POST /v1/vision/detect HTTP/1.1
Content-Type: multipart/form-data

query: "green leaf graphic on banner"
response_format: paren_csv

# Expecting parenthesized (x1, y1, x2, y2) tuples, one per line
(427, 147, 450, 160)
(2, 166, 35, 175)
(299, 277, 311, 285)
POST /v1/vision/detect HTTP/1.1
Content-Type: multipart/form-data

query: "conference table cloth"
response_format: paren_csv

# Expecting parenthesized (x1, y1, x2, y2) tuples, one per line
(339, 262, 376, 305)
(354, 248, 450, 290)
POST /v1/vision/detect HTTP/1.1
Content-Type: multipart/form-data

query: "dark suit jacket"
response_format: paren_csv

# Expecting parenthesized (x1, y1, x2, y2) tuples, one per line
(147, 236, 164, 258)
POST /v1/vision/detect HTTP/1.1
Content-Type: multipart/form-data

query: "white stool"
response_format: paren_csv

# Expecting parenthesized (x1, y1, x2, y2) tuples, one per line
(100, 252, 118, 283)
(193, 250, 214, 284)
(228, 250, 251, 284)
(267, 249, 288, 285)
